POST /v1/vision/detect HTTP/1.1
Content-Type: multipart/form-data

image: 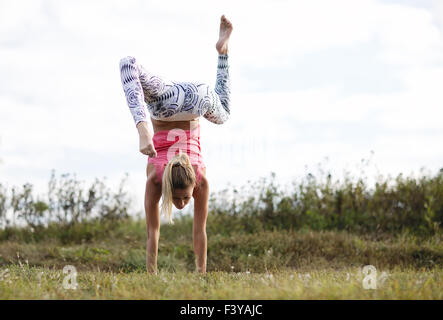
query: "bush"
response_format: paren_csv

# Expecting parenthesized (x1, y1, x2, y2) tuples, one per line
(1, 163, 442, 242)
(0, 170, 132, 239)
(208, 168, 443, 236)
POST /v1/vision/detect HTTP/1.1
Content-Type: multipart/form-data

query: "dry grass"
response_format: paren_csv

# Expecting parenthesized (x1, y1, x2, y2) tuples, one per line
(0, 264, 441, 299)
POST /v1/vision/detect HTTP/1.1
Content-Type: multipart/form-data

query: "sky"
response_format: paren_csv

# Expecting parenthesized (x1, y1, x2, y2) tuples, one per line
(1, 0, 443, 219)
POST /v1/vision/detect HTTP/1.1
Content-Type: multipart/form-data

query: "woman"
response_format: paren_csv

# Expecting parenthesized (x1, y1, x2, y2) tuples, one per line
(119, 15, 233, 274)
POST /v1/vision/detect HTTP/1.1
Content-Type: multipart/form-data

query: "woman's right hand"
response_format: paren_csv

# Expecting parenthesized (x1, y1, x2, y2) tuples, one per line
(139, 135, 157, 157)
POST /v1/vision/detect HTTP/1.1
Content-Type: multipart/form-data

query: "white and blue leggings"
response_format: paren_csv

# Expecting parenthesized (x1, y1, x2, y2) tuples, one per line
(119, 54, 231, 125)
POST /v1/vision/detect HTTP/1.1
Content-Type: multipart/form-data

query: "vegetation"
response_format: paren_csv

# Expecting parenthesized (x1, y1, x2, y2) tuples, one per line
(1, 164, 442, 239)
(0, 165, 441, 299)
(0, 264, 441, 299)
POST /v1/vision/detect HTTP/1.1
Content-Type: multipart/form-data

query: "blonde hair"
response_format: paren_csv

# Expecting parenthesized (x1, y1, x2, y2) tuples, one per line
(161, 150, 196, 224)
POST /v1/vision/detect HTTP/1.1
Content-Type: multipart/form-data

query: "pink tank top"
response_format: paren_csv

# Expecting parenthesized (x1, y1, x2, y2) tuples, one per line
(148, 124, 205, 183)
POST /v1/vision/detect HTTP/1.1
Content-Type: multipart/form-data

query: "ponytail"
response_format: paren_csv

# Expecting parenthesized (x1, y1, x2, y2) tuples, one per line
(161, 150, 196, 224)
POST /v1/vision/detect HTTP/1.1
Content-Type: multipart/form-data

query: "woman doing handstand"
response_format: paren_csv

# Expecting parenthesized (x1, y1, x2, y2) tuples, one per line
(119, 15, 233, 274)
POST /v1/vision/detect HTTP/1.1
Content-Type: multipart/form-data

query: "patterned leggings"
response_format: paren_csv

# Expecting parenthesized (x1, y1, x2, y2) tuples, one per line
(119, 54, 230, 125)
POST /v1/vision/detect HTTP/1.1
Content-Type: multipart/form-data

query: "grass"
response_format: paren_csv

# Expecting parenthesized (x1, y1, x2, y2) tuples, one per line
(0, 220, 441, 273)
(0, 218, 441, 299)
(1, 167, 442, 299)
(0, 264, 441, 299)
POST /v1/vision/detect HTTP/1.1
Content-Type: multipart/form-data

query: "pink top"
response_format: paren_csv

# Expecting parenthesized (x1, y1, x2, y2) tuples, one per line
(148, 124, 205, 183)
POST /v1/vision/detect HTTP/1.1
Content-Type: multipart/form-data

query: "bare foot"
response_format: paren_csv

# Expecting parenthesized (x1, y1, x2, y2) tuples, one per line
(136, 121, 157, 157)
(139, 135, 157, 157)
(216, 15, 233, 55)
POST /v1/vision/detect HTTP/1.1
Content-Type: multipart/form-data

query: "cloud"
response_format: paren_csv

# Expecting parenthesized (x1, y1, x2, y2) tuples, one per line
(1, 0, 443, 206)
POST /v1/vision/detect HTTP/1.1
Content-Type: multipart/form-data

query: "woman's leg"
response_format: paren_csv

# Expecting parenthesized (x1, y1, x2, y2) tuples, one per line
(203, 15, 233, 125)
(120, 15, 233, 125)
(120, 56, 171, 157)
(145, 164, 163, 274)
(202, 54, 231, 124)
(119, 56, 174, 126)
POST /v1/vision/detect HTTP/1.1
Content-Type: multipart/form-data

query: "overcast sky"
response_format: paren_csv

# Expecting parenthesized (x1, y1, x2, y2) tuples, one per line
(1, 0, 443, 217)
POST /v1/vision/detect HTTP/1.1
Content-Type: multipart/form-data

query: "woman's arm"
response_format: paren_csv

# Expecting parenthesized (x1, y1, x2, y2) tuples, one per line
(145, 165, 162, 274)
(192, 172, 209, 274)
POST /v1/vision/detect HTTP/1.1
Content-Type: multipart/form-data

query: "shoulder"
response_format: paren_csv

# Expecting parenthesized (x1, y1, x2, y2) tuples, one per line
(194, 166, 208, 188)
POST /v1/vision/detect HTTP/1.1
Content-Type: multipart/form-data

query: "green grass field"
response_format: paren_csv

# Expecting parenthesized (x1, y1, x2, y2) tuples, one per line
(0, 219, 441, 299)
(0, 265, 441, 299)
(1, 170, 442, 299)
